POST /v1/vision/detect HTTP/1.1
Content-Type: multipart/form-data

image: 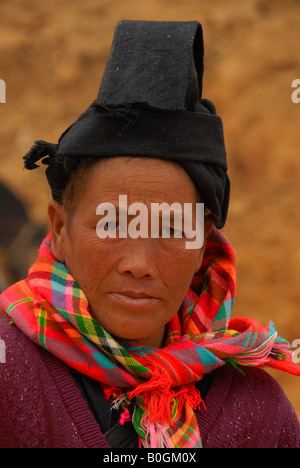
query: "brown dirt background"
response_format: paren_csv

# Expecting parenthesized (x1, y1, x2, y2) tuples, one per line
(0, 0, 300, 420)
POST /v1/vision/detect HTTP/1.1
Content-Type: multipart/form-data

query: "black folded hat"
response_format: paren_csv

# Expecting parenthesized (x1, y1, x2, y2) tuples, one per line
(24, 20, 230, 229)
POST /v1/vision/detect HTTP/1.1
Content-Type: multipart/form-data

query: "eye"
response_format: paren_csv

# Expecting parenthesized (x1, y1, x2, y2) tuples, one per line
(104, 221, 118, 231)
(103, 220, 127, 236)
(161, 225, 183, 238)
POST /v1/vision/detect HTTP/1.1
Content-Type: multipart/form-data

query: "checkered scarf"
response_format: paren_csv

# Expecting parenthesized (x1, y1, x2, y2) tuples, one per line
(1, 228, 299, 448)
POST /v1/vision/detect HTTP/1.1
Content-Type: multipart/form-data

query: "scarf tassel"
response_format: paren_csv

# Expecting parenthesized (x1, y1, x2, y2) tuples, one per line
(128, 367, 204, 425)
(226, 332, 299, 375)
(134, 406, 173, 448)
(127, 367, 204, 448)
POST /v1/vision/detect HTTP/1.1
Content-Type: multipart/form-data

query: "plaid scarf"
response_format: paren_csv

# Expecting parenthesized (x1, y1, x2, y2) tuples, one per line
(1, 228, 299, 448)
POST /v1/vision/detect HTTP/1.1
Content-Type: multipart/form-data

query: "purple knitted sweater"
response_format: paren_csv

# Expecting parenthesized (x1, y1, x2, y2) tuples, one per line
(0, 316, 299, 448)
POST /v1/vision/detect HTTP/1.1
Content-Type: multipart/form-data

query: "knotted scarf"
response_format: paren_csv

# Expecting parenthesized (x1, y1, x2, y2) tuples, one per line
(1, 228, 299, 448)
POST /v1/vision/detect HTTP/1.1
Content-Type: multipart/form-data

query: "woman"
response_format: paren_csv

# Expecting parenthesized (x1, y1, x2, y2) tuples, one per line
(0, 20, 299, 449)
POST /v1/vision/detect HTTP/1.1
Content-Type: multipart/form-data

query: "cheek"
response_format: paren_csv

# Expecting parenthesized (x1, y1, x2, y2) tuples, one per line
(161, 249, 203, 301)
(63, 229, 112, 289)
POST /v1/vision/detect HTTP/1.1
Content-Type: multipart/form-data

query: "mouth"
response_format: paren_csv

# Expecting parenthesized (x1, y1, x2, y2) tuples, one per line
(108, 291, 160, 308)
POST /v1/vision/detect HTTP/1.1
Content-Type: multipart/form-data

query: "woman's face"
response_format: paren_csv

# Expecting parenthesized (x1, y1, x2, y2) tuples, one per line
(49, 157, 213, 348)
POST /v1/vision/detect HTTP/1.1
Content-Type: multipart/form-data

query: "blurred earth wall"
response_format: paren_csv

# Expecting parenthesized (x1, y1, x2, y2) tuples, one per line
(0, 0, 299, 419)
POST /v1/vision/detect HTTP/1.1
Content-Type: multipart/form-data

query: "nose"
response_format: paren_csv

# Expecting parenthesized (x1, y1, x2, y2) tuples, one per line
(117, 238, 158, 279)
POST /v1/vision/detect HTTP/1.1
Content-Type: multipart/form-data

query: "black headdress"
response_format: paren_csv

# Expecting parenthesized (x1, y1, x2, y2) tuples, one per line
(23, 20, 230, 228)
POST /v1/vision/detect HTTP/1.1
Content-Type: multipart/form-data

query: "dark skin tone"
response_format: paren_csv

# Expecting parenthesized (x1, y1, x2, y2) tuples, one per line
(48, 157, 214, 348)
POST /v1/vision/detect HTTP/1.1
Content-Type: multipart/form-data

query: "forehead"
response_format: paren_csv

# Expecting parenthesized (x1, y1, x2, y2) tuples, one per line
(81, 156, 199, 206)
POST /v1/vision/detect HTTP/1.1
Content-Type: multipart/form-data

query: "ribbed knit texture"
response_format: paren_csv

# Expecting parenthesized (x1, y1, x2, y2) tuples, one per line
(0, 316, 299, 448)
(197, 364, 300, 448)
(0, 317, 109, 448)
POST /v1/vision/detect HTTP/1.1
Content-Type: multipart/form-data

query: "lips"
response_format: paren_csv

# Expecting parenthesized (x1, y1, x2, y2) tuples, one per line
(116, 290, 155, 299)
(108, 291, 159, 308)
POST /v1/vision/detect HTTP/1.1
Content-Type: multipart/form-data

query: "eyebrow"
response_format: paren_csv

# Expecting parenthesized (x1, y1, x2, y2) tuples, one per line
(114, 205, 185, 220)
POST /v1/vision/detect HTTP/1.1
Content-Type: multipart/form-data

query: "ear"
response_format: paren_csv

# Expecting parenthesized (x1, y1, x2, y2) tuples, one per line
(48, 201, 67, 262)
(194, 217, 215, 273)
(204, 217, 215, 241)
